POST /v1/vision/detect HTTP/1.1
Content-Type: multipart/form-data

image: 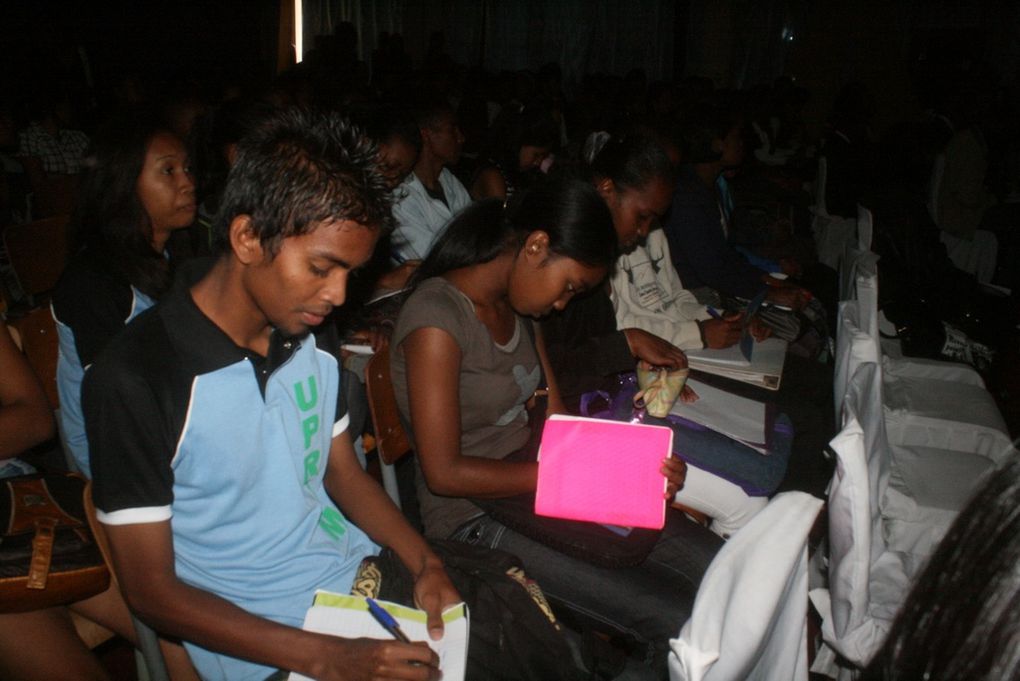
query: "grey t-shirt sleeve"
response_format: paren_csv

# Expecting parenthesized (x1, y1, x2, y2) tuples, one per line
(390, 277, 470, 445)
(391, 278, 470, 351)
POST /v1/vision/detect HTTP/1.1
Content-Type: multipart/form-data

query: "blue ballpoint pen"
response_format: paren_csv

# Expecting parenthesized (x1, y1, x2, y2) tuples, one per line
(366, 597, 412, 643)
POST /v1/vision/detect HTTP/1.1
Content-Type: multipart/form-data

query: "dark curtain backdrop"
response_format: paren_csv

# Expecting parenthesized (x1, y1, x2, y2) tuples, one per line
(301, 0, 675, 93)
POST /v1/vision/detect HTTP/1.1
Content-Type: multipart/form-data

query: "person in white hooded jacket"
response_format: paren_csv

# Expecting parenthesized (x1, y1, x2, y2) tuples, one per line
(611, 227, 754, 351)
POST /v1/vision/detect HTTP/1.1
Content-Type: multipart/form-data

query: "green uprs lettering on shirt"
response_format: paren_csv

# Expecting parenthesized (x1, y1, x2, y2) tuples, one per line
(303, 449, 321, 484)
(302, 414, 319, 449)
(295, 373, 349, 540)
(294, 376, 324, 484)
(318, 506, 347, 539)
(294, 376, 318, 411)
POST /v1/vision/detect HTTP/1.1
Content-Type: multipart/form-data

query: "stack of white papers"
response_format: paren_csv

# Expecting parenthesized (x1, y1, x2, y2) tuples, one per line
(684, 337, 788, 390)
(670, 379, 770, 454)
(289, 592, 469, 681)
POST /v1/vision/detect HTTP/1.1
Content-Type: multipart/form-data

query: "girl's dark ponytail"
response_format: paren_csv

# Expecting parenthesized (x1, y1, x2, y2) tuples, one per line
(411, 177, 616, 285)
(411, 198, 512, 284)
(584, 131, 673, 192)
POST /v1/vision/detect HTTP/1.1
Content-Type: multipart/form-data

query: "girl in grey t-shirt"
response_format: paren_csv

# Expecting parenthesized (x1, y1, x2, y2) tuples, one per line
(391, 178, 720, 678)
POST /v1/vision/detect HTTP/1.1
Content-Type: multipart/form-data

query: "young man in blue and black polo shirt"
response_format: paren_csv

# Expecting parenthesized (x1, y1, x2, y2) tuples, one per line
(83, 110, 459, 680)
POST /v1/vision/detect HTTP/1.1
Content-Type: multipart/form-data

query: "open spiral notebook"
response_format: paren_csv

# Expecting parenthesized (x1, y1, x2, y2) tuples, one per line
(289, 591, 468, 681)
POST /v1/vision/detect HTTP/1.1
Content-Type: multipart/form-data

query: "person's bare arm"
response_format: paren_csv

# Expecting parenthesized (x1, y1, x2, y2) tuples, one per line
(762, 275, 811, 311)
(532, 324, 567, 416)
(622, 328, 689, 368)
(104, 520, 439, 681)
(470, 167, 508, 202)
(402, 327, 537, 498)
(748, 315, 772, 342)
(697, 314, 743, 349)
(0, 321, 54, 458)
(322, 429, 460, 640)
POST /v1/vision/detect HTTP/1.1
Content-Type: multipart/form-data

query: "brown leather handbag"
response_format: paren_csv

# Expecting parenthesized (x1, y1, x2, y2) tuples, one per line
(0, 473, 110, 612)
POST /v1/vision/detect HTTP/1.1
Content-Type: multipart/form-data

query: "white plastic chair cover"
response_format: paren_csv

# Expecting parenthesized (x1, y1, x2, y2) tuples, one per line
(814, 214, 857, 271)
(834, 301, 878, 424)
(669, 492, 823, 681)
(812, 363, 911, 674)
(852, 252, 1009, 461)
(856, 205, 873, 251)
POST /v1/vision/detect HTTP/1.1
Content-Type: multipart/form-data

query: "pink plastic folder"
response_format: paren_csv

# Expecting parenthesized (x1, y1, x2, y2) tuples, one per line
(534, 415, 673, 529)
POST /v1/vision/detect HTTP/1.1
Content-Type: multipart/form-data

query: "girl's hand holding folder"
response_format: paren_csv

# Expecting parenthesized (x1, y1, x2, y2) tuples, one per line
(661, 456, 688, 499)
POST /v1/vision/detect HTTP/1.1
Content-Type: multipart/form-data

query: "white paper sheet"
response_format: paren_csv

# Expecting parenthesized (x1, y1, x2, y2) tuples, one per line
(670, 379, 769, 453)
(288, 592, 468, 681)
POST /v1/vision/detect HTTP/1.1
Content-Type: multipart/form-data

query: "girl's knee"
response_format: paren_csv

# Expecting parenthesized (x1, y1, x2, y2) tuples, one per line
(709, 495, 768, 539)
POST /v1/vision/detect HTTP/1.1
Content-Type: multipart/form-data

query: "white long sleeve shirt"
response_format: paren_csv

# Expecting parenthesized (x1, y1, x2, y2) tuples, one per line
(390, 168, 472, 261)
(610, 229, 712, 350)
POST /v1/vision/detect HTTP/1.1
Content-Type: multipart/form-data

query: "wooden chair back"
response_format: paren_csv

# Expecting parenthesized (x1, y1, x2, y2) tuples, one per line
(3, 214, 70, 298)
(68, 481, 117, 650)
(7, 305, 60, 409)
(364, 345, 413, 466)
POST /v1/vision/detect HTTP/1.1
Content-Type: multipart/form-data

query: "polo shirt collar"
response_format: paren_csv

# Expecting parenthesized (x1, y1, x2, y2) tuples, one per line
(160, 258, 304, 385)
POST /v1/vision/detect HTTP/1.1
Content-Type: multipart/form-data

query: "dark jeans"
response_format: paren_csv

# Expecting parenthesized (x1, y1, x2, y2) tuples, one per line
(579, 372, 793, 496)
(451, 511, 723, 680)
(685, 356, 835, 497)
(652, 413, 793, 496)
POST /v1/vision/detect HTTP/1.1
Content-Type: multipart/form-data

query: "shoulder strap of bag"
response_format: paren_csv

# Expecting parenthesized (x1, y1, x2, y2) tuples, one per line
(5, 477, 86, 590)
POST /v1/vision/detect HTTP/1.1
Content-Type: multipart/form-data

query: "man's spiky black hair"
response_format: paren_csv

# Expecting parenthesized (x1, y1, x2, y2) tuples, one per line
(214, 107, 393, 255)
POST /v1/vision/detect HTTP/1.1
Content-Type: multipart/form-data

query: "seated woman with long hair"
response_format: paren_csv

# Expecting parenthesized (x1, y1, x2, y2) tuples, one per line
(391, 177, 723, 679)
(52, 113, 196, 478)
(469, 107, 559, 202)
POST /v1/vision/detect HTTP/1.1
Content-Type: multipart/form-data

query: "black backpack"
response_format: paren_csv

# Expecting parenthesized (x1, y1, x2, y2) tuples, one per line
(366, 540, 586, 681)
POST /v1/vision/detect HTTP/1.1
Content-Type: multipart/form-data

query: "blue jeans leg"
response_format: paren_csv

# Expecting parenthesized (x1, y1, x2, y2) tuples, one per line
(452, 512, 722, 679)
(650, 413, 793, 496)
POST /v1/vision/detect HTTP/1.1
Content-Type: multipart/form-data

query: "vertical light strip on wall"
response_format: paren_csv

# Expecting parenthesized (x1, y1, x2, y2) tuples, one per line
(294, 0, 303, 63)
